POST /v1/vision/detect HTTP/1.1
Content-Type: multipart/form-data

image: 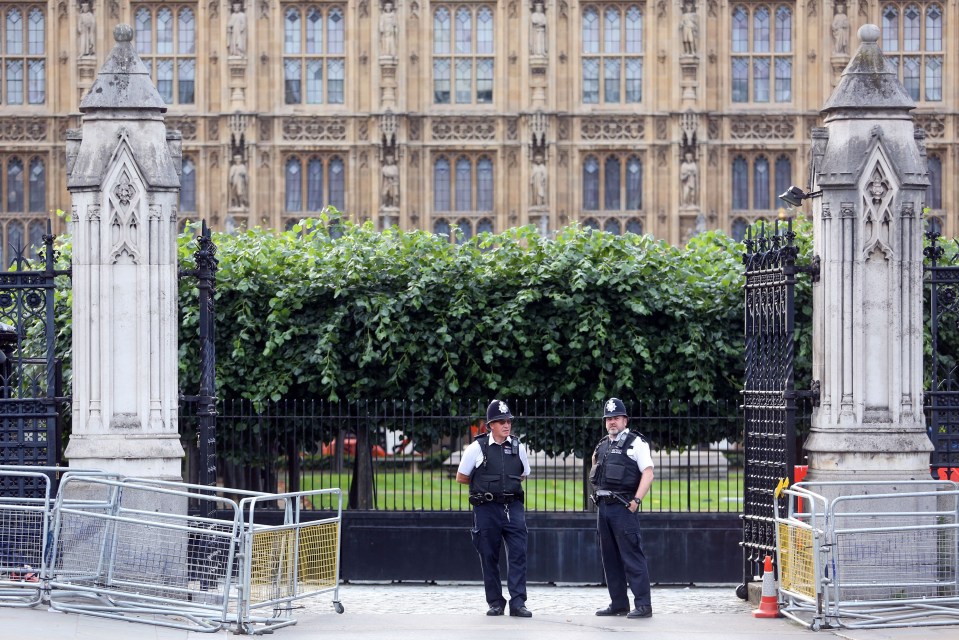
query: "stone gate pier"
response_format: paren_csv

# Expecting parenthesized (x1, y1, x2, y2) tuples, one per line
(64, 25, 184, 491)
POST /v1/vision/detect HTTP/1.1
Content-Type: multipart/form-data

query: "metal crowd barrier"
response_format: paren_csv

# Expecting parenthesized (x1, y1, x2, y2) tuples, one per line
(0, 466, 112, 608)
(775, 480, 959, 631)
(0, 468, 343, 635)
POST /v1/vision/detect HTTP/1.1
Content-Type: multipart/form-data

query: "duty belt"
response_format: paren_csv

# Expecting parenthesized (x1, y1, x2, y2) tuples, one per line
(593, 490, 631, 506)
(470, 492, 520, 504)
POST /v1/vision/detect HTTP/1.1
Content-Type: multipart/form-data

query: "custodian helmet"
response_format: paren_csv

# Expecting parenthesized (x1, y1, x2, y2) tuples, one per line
(603, 397, 628, 418)
(486, 399, 514, 423)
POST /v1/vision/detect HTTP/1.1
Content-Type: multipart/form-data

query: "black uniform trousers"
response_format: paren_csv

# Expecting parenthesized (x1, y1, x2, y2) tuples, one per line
(597, 501, 651, 610)
(470, 500, 528, 610)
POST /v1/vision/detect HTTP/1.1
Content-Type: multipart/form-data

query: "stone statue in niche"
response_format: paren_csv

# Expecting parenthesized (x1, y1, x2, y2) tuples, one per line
(831, 1, 850, 56)
(381, 150, 400, 208)
(78, 1, 95, 57)
(229, 153, 250, 209)
(694, 211, 707, 235)
(530, 0, 547, 57)
(530, 152, 548, 207)
(679, 0, 699, 56)
(379, 0, 398, 58)
(680, 150, 698, 206)
(226, 0, 248, 57)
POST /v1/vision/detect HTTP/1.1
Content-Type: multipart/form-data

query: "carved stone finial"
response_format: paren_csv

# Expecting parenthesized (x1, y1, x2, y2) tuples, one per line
(858, 23, 880, 43)
(114, 24, 133, 42)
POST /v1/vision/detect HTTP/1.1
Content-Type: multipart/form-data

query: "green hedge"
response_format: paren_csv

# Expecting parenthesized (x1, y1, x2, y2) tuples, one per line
(46, 215, 823, 450)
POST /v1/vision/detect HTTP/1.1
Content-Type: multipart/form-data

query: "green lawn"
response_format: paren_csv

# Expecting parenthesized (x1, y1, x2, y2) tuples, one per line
(298, 470, 744, 512)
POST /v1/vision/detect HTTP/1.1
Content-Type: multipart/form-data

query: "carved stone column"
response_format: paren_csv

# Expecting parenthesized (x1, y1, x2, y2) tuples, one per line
(528, 111, 549, 234)
(65, 26, 184, 489)
(528, 0, 548, 108)
(378, 111, 400, 229)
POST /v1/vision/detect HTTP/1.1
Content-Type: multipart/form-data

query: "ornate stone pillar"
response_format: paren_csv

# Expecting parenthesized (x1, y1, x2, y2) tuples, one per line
(528, 111, 549, 235)
(528, 0, 548, 108)
(379, 0, 399, 108)
(65, 25, 184, 485)
(378, 111, 400, 229)
(805, 25, 932, 483)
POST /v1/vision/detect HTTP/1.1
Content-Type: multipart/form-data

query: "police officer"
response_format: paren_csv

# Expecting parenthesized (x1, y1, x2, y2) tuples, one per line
(591, 397, 654, 619)
(455, 399, 533, 617)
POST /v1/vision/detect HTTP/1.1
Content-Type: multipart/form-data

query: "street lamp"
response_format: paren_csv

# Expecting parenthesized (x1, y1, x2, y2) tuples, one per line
(778, 185, 822, 208)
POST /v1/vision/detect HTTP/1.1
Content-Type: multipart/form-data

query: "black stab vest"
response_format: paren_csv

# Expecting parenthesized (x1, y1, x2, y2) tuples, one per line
(469, 435, 525, 497)
(593, 432, 644, 494)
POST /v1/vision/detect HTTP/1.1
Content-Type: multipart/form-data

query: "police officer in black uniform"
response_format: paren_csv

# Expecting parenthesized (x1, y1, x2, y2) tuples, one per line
(455, 399, 533, 617)
(591, 397, 654, 619)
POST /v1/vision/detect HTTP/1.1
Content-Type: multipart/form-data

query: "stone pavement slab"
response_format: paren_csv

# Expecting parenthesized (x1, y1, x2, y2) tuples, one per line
(2, 584, 959, 640)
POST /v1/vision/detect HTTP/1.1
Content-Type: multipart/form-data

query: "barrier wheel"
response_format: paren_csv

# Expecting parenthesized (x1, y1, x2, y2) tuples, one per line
(735, 583, 748, 600)
(810, 619, 821, 632)
(334, 601, 345, 614)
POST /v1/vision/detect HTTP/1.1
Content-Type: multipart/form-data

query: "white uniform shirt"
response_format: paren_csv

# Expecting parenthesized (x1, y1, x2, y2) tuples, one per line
(457, 433, 532, 477)
(606, 428, 654, 473)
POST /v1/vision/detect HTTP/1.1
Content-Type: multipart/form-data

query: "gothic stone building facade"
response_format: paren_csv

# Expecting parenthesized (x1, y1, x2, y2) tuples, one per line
(0, 0, 951, 250)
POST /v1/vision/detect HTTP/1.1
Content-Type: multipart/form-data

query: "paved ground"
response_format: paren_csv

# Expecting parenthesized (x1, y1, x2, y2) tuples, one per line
(3, 582, 959, 639)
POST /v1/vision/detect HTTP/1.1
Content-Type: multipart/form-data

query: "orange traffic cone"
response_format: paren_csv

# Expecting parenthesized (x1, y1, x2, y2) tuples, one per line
(753, 555, 781, 618)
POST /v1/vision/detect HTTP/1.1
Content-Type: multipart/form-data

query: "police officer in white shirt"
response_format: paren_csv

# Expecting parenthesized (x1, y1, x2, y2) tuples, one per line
(591, 397, 654, 619)
(456, 399, 533, 617)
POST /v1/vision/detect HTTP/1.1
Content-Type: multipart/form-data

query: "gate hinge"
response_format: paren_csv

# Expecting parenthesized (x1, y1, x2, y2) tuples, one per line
(795, 380, 821, 406)
(797, 255, 821, 283)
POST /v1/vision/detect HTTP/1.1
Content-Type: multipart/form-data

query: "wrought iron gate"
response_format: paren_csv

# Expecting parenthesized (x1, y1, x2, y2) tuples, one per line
(739, 221, 818, 597)
(179, 221, 218, 489)
(0, 228, 70, 477)
(924, 230, 959, 477)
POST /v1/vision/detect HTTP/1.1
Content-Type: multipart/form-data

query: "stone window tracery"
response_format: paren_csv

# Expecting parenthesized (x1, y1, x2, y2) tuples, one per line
(731, 152, 791, 212)
(730, 4, 792, 103)
(283, 4, 346, 104)
(881, 2, 943, 101)
(581, 4, 643, 104)
(1, 6, 45, 105)
(432, 5, 494, 104)
(0, 155, 45, 263)
(432, 154, 494, 240)
(284, 155, 345, 215)
(134, 4, 197, 104)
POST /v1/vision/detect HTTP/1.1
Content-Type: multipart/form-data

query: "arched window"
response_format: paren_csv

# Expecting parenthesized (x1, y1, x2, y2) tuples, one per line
(328, 157, 345, 211)
(603, 218, 621, 234)
(927, 154, 942, 209)
(455, 157, 471, 211)
(732, 156, 748, 209)
(626, 156, 642, 210)
(434, 218, 451, 237)
(582, 217, 600, 230)
(285, 158, 302, 211)
(307, 158, 324, 211)
(583, 156, 600, 210)
(433, 5, 494, 104)
(731, 217, 749, 241)
(730, 4, 792, 103)
(180, 157, 196, 212)
(753, 156, 769, 210)
(625, 218, 643, 235)
(434, 157, 451, 211)
(477, 157, 493, 211)
(477, 217, 494, 234)
(283, 5, 346, 104)
(882, 2, 943, 101)
(456, 217, 472, 243)
(774, 156, 792, 205)
(133, 4, 195, 104)
(581, 4, 643, 104)
(7, 158, 24, 212)
(604, 157, 621, 210)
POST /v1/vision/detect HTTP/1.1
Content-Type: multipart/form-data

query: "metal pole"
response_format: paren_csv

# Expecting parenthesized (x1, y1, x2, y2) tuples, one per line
(193, 221, 219, 489)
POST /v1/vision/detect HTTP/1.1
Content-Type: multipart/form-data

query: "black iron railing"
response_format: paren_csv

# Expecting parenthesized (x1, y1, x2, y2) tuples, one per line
(179, 397, 774, 513)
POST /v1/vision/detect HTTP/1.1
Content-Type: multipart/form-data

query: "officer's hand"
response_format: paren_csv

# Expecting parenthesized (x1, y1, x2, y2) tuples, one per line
(628, 501, 639, 513)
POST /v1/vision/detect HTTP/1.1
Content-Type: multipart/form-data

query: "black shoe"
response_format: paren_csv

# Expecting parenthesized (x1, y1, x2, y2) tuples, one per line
(627, 605, 653, 619)
(486, 605, 504, 616)
(509, 606, 533, 618)
(595, 606, 630, 616)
